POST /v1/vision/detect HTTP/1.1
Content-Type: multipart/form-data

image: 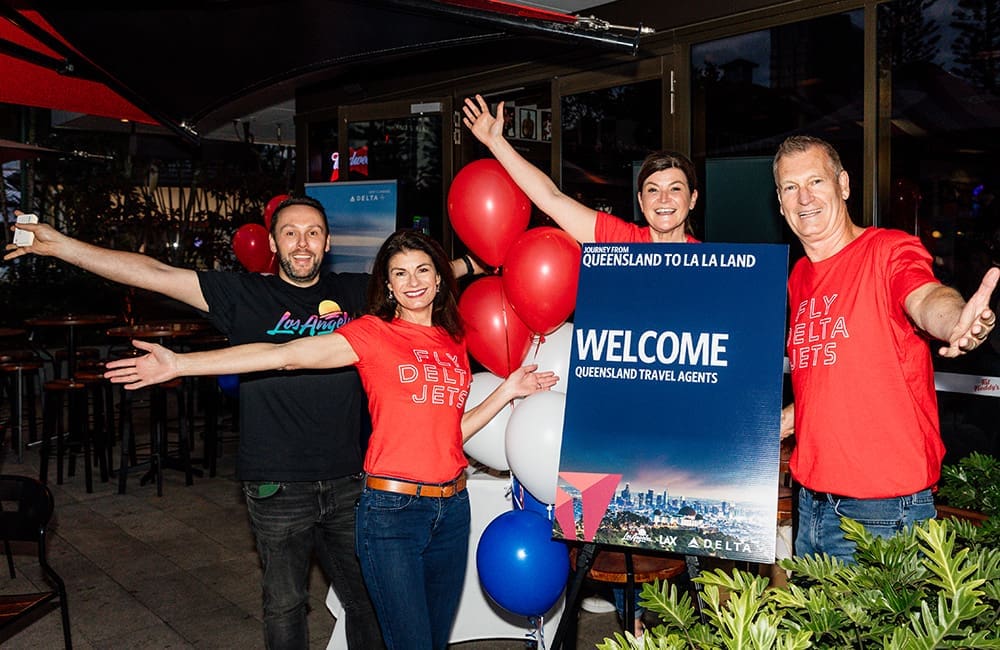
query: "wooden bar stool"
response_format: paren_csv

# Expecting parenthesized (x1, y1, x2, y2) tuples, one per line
(117, 378, 196, 496)
(53, 346, 101, 378)
(74, 370, 114, 484)
(39, 379, 94, 492)
(569, 546, 687, 634)
(1, 358, 43, 462)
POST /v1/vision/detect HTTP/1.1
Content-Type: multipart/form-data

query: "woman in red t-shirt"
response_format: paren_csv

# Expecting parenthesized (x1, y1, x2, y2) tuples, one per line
(106, 230, 558, 650)
(463, 94, 701, 246)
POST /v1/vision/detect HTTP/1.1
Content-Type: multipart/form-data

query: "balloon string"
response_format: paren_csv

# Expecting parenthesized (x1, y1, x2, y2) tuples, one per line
(528, 332, 542, 361)
(500, 295, 514, 378)
(526, 615, 545, 650)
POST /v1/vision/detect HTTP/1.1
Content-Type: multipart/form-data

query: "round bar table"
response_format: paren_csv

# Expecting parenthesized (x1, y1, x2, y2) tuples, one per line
(107, 322, 208, 494)
(25, 314, 118, 380)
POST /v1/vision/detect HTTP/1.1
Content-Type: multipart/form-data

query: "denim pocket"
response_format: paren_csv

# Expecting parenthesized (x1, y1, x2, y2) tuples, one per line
(833, 496, 903, 529)
(243, 481, 282, 500)
(364, 487, 416, 511)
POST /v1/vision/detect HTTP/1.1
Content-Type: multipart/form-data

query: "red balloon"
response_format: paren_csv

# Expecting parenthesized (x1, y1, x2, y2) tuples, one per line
(448, 160, 530, 267)
(232, 223, 274, 273)
(502, 227, 581, 335)
(263, 194, 290, 231)
(458, 276, 533, 377)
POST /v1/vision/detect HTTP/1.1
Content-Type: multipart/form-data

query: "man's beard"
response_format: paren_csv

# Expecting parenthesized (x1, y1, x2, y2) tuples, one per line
(278, 252, 322, 283)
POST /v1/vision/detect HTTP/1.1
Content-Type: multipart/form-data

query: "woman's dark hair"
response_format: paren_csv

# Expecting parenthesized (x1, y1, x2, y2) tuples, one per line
(636, 150, 699, 235)
(269, 196, 329, 238)
(368, 230, 464, 341)
(636, 150, 699, 194)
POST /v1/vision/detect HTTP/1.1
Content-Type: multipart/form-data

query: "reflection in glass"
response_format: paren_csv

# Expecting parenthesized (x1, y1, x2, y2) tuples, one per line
(879, 0, 1000, 464)
(560, 80, 662, 223)
(307, 119, 338, 184)
(346, 116, 443, 239)
(691, 12, 864, 250)
(879, 0, 1000, 295)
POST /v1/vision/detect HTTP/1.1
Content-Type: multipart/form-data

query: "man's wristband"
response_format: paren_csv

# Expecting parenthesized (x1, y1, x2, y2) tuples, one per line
(461, 254, 475, 276)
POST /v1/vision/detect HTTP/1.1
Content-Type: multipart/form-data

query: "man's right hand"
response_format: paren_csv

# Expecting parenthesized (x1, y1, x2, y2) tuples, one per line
(4, 220, 65, 261)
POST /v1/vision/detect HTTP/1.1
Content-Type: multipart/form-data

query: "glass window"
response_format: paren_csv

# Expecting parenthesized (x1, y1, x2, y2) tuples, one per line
(879, 0, 1000, 462)
(560, 80, 662, 223)
(346, 115, 443, 239)
(691, 11, 865, 251)
(466, 85, 553, 228)
(306, 119, 338, 184)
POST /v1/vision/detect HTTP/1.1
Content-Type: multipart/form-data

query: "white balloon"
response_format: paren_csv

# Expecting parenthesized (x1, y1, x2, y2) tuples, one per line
(522, 322, 573, 390)
(505, 391, 565, 504)
(463, 372, 511, 471)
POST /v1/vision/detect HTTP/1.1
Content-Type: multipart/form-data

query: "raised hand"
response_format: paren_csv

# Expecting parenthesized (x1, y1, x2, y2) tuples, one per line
(3, 220, 66, 261)
(104, 339, 181, 389)
(939, 267, 999, 358)
(462, 94, 505, 146)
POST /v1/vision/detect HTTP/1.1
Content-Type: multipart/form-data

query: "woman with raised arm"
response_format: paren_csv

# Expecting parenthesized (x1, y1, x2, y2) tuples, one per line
(463, 93, 700, 245)
(465, 93, 702, 636)
(106, 229, 557, 650)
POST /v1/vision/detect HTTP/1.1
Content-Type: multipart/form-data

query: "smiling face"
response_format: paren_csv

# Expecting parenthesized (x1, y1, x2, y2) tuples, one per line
(775, 144, 856, 260)
(387, 248, 440, 324)
(637, 168, 698, 242)
(269, 204, 330, 286)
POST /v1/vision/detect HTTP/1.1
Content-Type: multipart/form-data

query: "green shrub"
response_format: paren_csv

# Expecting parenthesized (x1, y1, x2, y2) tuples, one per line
(599, 517, 1000, 649)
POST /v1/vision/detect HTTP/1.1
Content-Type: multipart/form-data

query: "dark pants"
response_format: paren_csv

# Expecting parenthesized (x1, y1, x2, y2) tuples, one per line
(244, 476, 384, 650)
(356, 485, 471, 650)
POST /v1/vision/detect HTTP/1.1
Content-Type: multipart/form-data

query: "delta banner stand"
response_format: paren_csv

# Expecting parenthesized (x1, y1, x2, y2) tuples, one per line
(555, 242, 788, 563)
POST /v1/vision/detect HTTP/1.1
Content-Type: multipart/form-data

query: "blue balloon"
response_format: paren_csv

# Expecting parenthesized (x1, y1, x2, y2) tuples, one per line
(217, 374, 240, 398)
(476, 510, 569, 617)
(512, 477, 553, 521)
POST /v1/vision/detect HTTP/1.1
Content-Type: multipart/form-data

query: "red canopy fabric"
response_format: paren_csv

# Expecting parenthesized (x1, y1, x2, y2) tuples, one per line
(0, 8, 156, 124)
(435, 0, 577, 23)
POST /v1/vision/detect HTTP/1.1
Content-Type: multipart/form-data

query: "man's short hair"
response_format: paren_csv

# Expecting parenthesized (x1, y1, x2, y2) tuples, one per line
(269, 196, 329, 237)
(772, 135, 845, 184)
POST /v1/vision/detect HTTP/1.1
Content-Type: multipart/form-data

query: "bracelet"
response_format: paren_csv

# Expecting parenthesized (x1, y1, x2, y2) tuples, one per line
(461, 254, 475, 276)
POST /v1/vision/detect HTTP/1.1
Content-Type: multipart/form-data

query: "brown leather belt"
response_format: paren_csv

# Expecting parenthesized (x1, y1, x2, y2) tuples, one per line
(365, 474, 467, 498)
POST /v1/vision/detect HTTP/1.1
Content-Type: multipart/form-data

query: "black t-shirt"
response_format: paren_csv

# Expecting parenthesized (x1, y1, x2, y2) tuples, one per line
(198, 271, 369, 481)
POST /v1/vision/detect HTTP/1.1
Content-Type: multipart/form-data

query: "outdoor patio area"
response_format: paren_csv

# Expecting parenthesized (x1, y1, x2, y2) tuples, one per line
(0, 430, 623, 649)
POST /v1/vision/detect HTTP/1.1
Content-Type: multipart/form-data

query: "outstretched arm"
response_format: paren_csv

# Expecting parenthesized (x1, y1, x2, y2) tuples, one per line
(104, 334, 359, 389)
(5, 219, 209, 311)
(461, 364, 558, 441)
(462, 95, 598, 244)
(905, 267, 999, 357)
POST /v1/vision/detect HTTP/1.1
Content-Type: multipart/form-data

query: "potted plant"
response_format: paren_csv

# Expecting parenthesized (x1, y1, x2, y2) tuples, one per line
(598, 516, 1000, 648)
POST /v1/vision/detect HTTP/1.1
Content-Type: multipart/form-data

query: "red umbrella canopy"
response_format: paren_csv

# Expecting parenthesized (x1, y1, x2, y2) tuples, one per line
(0, 6, 156, 124)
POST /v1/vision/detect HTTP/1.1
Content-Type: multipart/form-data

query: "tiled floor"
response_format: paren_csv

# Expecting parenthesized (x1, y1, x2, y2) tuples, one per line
(0, 414, 623, 649)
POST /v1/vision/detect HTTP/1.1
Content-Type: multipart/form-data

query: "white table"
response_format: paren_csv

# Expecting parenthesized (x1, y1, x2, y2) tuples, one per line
(326, 471, 564, 648)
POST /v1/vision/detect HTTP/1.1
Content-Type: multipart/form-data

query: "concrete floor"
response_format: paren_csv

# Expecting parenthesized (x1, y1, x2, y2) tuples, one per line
(0, 407, 625, 649)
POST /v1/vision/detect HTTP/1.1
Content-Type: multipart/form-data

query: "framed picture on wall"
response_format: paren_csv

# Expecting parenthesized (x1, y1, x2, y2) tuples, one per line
(518, 107, 538, 140)
(502, 104, 517, 139)
(540, 109, 552, 142)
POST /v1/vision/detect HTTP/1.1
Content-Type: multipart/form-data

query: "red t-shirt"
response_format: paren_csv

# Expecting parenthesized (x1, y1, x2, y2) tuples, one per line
(787, 228, 943, 498)
(338, 315, 471, 483)
(594, 210, 699, 244)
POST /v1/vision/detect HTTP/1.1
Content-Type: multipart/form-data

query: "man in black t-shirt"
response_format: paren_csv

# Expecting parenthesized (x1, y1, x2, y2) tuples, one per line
(7, 197, 418, 649)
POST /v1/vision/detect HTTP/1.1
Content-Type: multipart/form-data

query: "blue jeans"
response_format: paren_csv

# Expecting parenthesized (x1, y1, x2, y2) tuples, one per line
(245, 476, 384, 650)
(795, 487, 936, 563)
(356, 484, 471, 650)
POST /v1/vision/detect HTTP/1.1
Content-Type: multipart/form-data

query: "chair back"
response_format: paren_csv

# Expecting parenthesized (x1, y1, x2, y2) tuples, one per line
(0, 475, 54, 544)
(0, 474, 71, 649)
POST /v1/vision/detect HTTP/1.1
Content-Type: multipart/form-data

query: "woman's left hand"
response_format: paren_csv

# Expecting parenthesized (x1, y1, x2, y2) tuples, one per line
(506, 363, 558, 398)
